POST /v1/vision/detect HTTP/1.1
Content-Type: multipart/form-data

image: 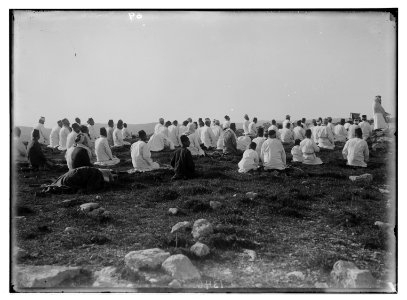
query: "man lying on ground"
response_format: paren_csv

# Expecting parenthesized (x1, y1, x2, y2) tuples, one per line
(238, 141, 260, 173)
(342, 127, 369, 168)
(130, 130, 160, 172)
(170, 135, 195, 180)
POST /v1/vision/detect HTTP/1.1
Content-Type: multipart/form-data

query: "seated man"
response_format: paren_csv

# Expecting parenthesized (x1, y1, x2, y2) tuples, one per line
(347, 119, 360, 140)
(342, 128, 369, 167)
(33, 116, 48, 145)
(65, 134, 93, 170)
(58, 118, 71, 151)
(170, 135, 195, 180)
(237, 135, 251, 151)
(14, 127, 28, 164)
(293, 120, 306, 141)
(318, 118, 335, 150)
(261, 130, 286, 171)
(291, 139, 303, 162)
(122, 122, 132, 140)
(280, 122, 294, 145)
(168, 120, 181, 147)
(148, 131, 175, 152)
(223, 123, 243, 155)
(41, 166, 115, 194)
(184, 123, 205, 156)
(106, 119, 115, 146)
(300, 129, 323, 165)
(252, 127, 266, 162)
(113, 119, 131, 147)
(27, 129, 51, 170)
(131, 130, 160, 172)
(334, 119, 347, 142)
(359, 115, 372, 141)
(94, 128, 120, 166)
(248, 117, 258, 138)
(238, 142, 259, 173)
(66, 123, 81, 150)
(201, 120, 217, 150)
(48, 120, 62, 148)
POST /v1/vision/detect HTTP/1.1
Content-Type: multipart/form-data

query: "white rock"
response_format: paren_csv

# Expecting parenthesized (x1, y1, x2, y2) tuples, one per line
(92, 266, 134, 288)
(192, 219, 213, 240)
(79, 203, 100, 212)
(246, 192, 258, 199)
(190, 242, 210, 257)
(286, 271, 305, 280)
(168, 279, 182, 288)
(349, 174, 373, 182)
(243, 249, 257, 261)
(64, 227, 78, 234)
(330, 260, 376, 288)
(162, 254, 201, 281)
(209, 201, 222, 210)
(171, 221, 191, 234)
(315, 282, 329, 288)
(168, 208, 179, 215)
(378, 188, 389, 194)
(14, 265, 83, 288)
(374, 221, 394, 231)
(125, 248, 170, 273)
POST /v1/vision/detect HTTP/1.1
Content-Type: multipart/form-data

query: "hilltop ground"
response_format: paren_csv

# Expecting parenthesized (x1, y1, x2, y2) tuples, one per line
(11, 133, 396, 291)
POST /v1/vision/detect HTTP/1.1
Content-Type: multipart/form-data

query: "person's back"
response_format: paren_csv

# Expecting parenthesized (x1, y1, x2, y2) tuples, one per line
(300, 130, 323, 165)
(261, 131, 286, 170)
(280, 127, 294, 144)
(223, 125, 240, 155)
(347, 123, 360, 140)
(343, 128, 369, 167)
(95, 136, 112, 161)
(238, 143, 259, 173)
(359, 119, 372, 140)
(59, 126, 70, 150)
(168, 124, 180, 147)
(131, 131, 160, 171)
(318, 120, 335, 149)
(171, 135, 195, 179)
(237, 135, 251, 151)
(291, 140, 303, 162)
(293, 125, 305, 141)
(252, 136, 266, 161)
(113, 127, 124, 146)
(334, 122, 347, 142)
(27, 131, 47, 169)
(67, 146, 92, 170)
(201, 123, 216, 148)
(49, 124, 61, 148)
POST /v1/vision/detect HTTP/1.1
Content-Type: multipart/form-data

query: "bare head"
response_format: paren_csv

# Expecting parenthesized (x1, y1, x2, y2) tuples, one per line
(268, 129, 276, 138)
(138, 130, 147, 141)
(57, 120, 63, 127)
(108, 120, 114, 128)
(180, 134, 190, 148)
(340, 118, 345, 125)
(285, 122, 291, 129)
(117, 120, 123, 129)
(62, 118, 70, 127)
(230, 123, 236, 132)
(123, 123, 127, 128)
(253, 117, 257, 123)
(224, 115, 230, 121)
(100, 127, 107, 137)
(285, 115, 290, 120)
(182, 120, 189, 126)
(75, 117, 81, 124)
(295, 139, 301, 146)
(72, 123, 81, 133)
(323, 118, 328, 126)
(39, 117, 45, 124)
(305, 129, 312, 139)
(159, 118, 164, 125)
(205, 120, 211, 127)
(173, 120, 178, 126)
(355, 127, 363, 139)
(271, 119, 276, 125)
(87, 118, 95, 126)
(297, 120, 302, 127)
(249, 142, 257, 150)
(244, 114, 249, 121)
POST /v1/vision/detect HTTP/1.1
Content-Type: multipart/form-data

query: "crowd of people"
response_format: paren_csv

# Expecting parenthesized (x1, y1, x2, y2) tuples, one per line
(13, 95, 391, 180)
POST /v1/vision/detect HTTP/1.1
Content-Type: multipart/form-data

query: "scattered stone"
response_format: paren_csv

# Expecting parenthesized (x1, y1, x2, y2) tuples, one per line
(168, 279, 182, 288)
(315, 282, 329, 288)
(171, 221, 192, 234)
(233, 194, 237, 197)
(95, 195, 102, 200)
(101, 210, 112, 218)
(209, 201, 222, 210)
(246, 192, 258, 199)
(14, 265, 84, 288)
(87, 207, 106, 218)
(243, 249, 257, 261)
(168, 208, 179, 215)
(330, 260, 376, 288)
(286, 271, 305, 280)
(13, 247, 28, 260)
(374, 221, 394, 232)
(255, 283, 263, 288)
(162, 254, 201, 281)
(378, 188, 390, 194)
(60, 198, 80, 207)
(125, 248, 170, 273)
(64, 227, 78, 234)
(190, 242, 210, 257)
(349, 174, 373, 183)
(92, 266, 134, 288)
(79, 203, 100, 213)
(192, 219, 213, 240)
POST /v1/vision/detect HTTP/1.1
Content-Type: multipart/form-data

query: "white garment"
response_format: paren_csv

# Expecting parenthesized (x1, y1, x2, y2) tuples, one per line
(243, 120, 250, 135)
(344, 122, 351, 131)
(211, 125, 222, 145)
(334, 124, 347, 142)
(301, 122, 308, 130)
(95, 137, 117, 163)
(186, 132, 205, 156)
(49, 126, 61, 148)
(154, 123, 164, 134)
(342, 138, 369, 167)
(179, 125, 188, 138)
(122, 127, 132, 139)
(359, 121, 372, 140)
(237, 136, 251, 151)
(66, 131, 78, 150)
(131, 140, 160, 171)
(196, 127, 203, 144)
(113, 128, 130, 146)
(293, 126, 305, 141)
(14, 137, 28, 162)
(300, 138, 323, 165)
(373, 113, 388, 130)
(106, 127, 114, 146)
(223, 120, 231, 129)
(282, 119, 292, 130)
(216, 129, 225, 150)
(238, 149, 259, 173)
(159, 126, 169, 137)
(252, 136, 266, 161)
(248, 122, 257, 136)
(318, 125, 335, 149)
(168, 125, 180, 147)
(260, 138, 286, 170)
(148, 133, 175, 152)
(88, 125, 98, 142)
(347, 124, 360, 140)
(201, 126, 217, 148)
(34, 123, 48, 144)
(311, 125, 320, 143)
(268, 125, 281, 139)
(291, 145, 303, 162)
(280, 128, 294, 144)
(327, 123, 336, 137)
(58, 126, 70, 150)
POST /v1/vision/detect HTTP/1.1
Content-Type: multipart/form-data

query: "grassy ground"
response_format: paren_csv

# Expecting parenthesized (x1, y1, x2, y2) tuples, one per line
(12, 138, 396, 290)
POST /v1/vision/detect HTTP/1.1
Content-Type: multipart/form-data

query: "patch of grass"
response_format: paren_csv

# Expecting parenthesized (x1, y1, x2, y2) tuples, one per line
(178, 185, 212, 196)
(145, 187, 180, 202)
(182, 197, 212, 212)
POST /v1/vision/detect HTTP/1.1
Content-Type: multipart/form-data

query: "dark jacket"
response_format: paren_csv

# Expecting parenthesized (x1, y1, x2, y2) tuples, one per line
(170, 147, 195, 178)
(27, 140, 46, 168)
(70, 146, 92, 169)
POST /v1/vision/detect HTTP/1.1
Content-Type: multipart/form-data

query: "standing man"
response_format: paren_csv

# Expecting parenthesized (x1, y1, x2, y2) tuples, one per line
(243, 114, 250, 136)
(248, 117, 258, 138)
(34, 116, 48, 144)
(58, 118, 71, 151)
(168, 120, 181, 147)
(106, 120, 115, 146)
(87, 118, 98, 144)
(48, 120, 62, 148)
(373, 95, 390, 130)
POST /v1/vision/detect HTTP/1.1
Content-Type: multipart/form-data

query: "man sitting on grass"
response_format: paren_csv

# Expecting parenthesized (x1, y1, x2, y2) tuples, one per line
(261, 129, 286, 171)
(94, 128, 120, 166)
(170, 135, 195, 180)
(65, 134, 93, 170)
(300, 129, 323, 165)
(223, 123, 243, 156)
(14, 127, 28, 164)
(291, 139, 303, 162)
(131, 130, 160, 172)
(27, 129, 53, 170)
(238, 141, 260, 173)
(342, 127, 369, 168)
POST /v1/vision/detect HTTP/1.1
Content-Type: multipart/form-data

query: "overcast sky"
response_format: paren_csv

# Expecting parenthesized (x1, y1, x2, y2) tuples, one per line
(12, 10, 396, 127)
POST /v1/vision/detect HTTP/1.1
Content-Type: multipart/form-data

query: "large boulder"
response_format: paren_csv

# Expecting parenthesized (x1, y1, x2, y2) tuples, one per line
(190, 242, 210, 257)
(330, 260, 376, 288)
(14, 265, 84, 288)
(192, 219, 213, 240)
(171, 221, 192, 234)
(92, 266, 134, 288)
(161, 254, 201, 281)
(124, 248, 170, 273)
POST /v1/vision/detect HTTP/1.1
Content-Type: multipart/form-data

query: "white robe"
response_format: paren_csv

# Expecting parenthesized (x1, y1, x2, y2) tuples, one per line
(58, 127, 70, 150)
(238, 149, 259, 173)
(186, 132, 205, 156)
(318, 125, 335, 150)
(113, 128, 130, 146)
(223, 120, 231, 129)
(88, 125, 98, 142)
(14, 137, 28, 162)
(94, 137, 120, 166)
(311, 125, 320, 143)
(300, 138, 323, 165)
(148, 133, 174, 152)
(211, 125, 222, 145)
(359, 121, 372, 140)
(252, 136, 266, 161)
(66, 131, 78, 150)
(291, 145, 304, 162)
(122, 127, 132, 139)
(282, 119, 292, 130)
(216, 129, 225, 150)
(243, 120, 250, 135)
(342, 138, 369, 167)
(280, 128, 294, 144)
(154, 123, 164, 134)
(237, 136, 251, 151)
(293, 126, 305, 141)
(344, 123, 351, 131)
(168, 125, 180, 147)
(106, 127, 114, 146)
(48, 126, 61, 148)
(268, 125, 281, 139)
(373, 113, 388, 130)
(131, 140, 160, 171)
(334, 124, 347, 142)
(34, 123, 48, 144)
(201, 126, 217, 148)
(347, 124, 360, 140)
(260, 138, 286, 170)
(248, 122, 257, 136)
(178, 125, 188, 138)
